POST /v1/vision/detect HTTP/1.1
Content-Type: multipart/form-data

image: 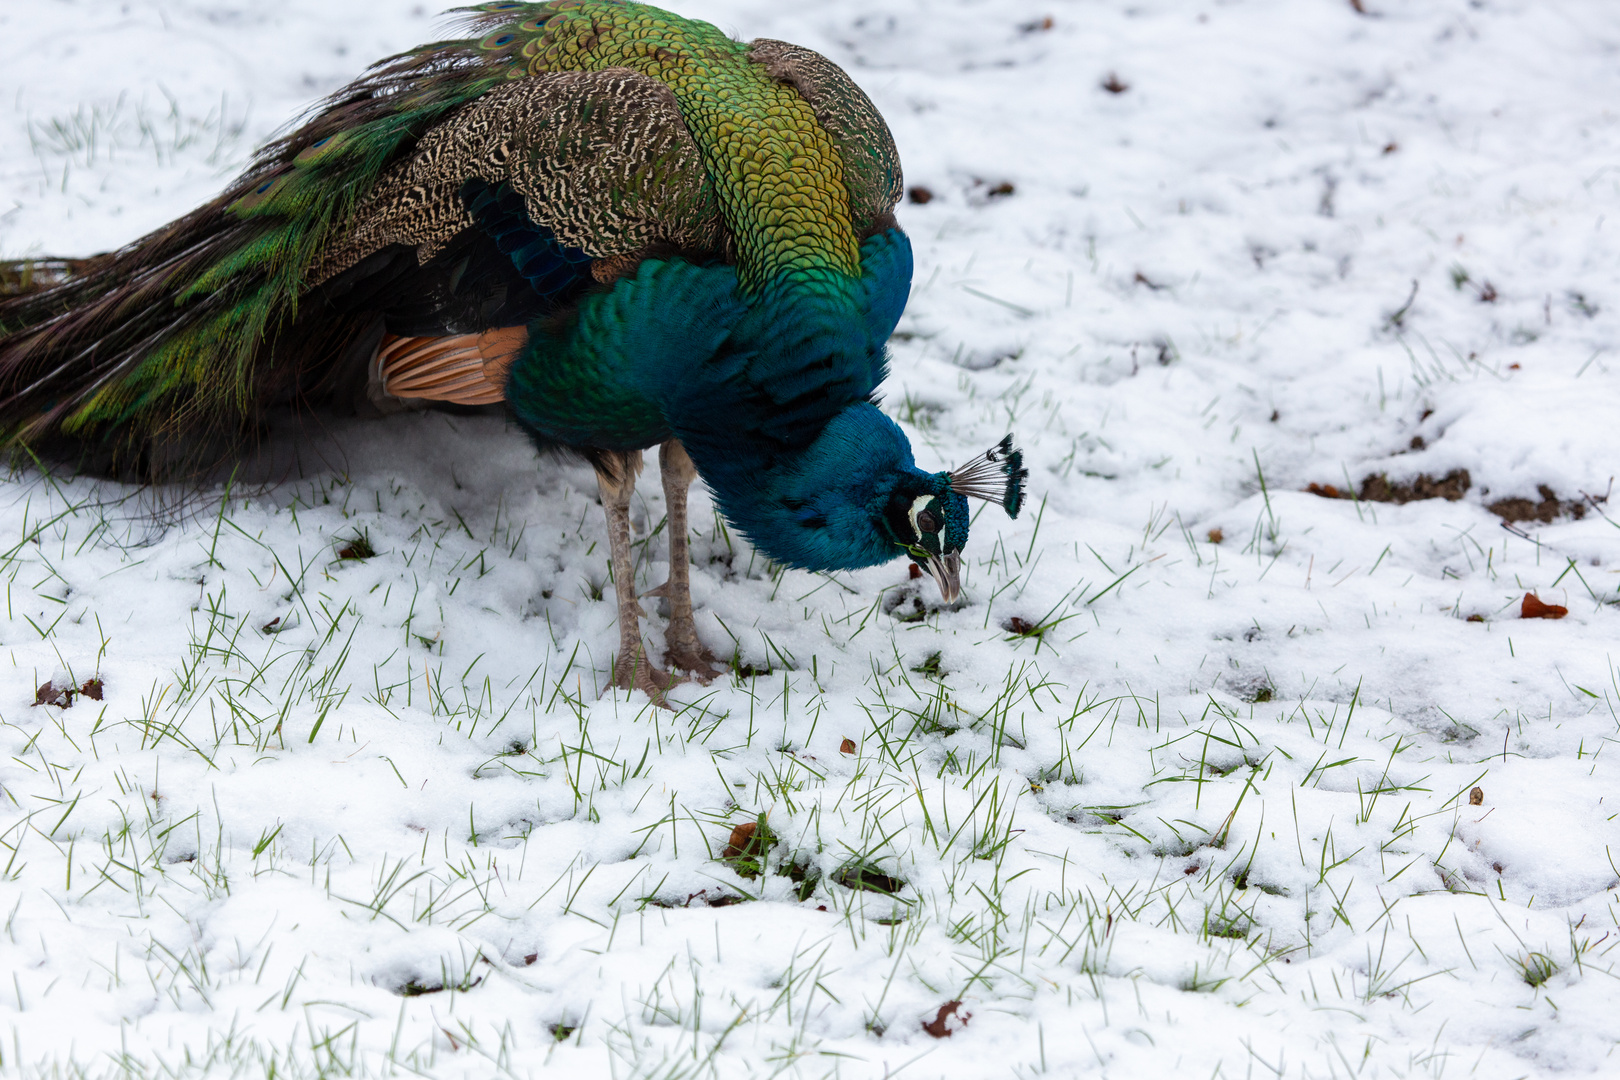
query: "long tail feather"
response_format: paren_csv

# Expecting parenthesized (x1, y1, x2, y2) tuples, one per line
(0, 3, 548, 470)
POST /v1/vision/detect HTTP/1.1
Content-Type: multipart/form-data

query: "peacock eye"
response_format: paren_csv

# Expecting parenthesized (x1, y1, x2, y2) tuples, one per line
(916, 509, 940, 534)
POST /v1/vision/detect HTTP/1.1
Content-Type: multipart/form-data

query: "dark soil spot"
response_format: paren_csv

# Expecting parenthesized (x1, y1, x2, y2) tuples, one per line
(397, 981, 442, 997)
(1231, 869, 1289, 895)
(1308, 470, 1470, 503)
(396, 974, 482, 997)
(907, 186, 933, 205)
(1358, 469, 1471, 503)
(833, 862, 906, 895)
(646, 888, 745, 909)
(1006, 616, 1039, 637)
(888, 593, 929, 622)
(1101, 72, 1130, 94)
(1314, 472, 1587, 523)
(1489, 485, 1586, 524)
(1206, 916, 1250, 940)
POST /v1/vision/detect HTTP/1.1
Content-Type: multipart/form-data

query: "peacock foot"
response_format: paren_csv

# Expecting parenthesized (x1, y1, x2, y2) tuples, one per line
(663, 620, 724, 683)
(643, 579, 723, 682)
(610, 646, 679, 707)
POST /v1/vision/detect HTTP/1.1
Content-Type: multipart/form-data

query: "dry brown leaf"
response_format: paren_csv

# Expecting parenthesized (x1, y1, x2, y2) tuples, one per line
(923, 1000, 971, 1038)
(1520, 593, 1567, 619)
(721, 822, 757, 860)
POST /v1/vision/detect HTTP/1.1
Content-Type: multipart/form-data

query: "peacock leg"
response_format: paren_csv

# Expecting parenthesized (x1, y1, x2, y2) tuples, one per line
(646, 439, 724, 681)
(597, 451, 675, 705)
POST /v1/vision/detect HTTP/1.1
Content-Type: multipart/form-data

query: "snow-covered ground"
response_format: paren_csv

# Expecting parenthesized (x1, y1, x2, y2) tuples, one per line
(2, 0, 1618, 1076)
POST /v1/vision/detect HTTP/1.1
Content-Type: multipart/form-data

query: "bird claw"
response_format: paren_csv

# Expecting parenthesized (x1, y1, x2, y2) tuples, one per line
(610, 649, 681, 708)
(664, 617, 724, 684)
(665, 644, 723, 683)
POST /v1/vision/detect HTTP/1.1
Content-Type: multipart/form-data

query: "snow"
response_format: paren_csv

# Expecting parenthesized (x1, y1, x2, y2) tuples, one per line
(2, 0, 1619, 1076)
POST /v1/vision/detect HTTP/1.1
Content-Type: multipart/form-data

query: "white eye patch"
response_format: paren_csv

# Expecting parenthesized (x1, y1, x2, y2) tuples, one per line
(907, 494, 934, 538)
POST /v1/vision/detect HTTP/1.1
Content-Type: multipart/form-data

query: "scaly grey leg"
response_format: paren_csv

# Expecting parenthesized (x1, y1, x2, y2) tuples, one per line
(645, 439, 723, 681)
(596, 451, 674, 705)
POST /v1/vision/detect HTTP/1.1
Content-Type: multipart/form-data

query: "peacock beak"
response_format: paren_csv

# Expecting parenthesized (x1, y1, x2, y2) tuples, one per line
(925, 550, 961, 603)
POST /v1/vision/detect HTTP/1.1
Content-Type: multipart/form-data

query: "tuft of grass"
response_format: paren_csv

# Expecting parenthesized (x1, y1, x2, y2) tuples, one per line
(1514, 951, 1559, 988)
(335, 530, 376, 560)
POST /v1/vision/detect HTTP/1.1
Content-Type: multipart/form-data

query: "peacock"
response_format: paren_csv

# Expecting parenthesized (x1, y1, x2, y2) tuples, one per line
(0, 0, 1027, 703)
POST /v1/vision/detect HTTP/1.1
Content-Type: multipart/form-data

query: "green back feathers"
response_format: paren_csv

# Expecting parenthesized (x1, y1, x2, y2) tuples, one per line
(486, 1, 862, 290)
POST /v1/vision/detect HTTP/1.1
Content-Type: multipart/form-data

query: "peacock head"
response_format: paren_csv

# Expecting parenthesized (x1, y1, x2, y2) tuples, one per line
(879, 435, 1028, 602)
(685, 403, 1027, 599)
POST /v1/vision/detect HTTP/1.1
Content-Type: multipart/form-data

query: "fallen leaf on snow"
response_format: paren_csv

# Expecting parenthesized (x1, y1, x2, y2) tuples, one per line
(923, 1000, 971, 1038)
(1520, 593, 1567, 619)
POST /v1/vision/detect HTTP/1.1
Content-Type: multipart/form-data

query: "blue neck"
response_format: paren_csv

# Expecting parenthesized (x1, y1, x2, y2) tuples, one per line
(679, 403, 924, 571)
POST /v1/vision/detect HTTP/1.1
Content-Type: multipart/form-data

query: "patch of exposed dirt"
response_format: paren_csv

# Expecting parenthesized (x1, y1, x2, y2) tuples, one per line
(1488, 485, 1587, 524)
(1307, 471, 1590, 523)
(1358, 469, 1471, 503)
(1306, 469, 1471, 505)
